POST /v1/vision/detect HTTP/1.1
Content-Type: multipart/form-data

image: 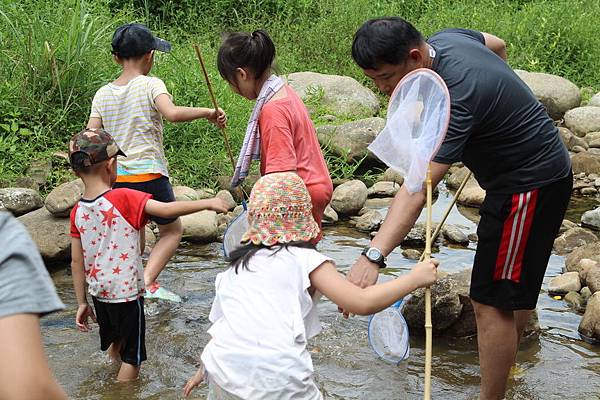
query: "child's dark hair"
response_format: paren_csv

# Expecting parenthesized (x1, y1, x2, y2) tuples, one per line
(228, 241, 316, 273)
(352, 17, 424, 70)
(217, 29, 276, 82)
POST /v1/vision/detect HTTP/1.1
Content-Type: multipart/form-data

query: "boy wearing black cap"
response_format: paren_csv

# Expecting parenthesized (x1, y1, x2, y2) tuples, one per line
(86, 23, 227, 301)
(68, 128, 227, 381)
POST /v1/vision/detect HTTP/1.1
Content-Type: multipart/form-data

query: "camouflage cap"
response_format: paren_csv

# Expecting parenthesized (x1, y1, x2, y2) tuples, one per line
(69, 128, 126, 170)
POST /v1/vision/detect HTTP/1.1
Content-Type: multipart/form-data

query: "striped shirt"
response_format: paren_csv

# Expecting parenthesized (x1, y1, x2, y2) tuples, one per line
(90, 75, 171, 178)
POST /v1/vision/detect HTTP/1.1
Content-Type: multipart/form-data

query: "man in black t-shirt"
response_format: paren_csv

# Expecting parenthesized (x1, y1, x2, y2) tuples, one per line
(347, 17, 572, 399)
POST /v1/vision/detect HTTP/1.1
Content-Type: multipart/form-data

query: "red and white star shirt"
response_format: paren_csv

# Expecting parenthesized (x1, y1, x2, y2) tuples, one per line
(70, 188, 152, 303)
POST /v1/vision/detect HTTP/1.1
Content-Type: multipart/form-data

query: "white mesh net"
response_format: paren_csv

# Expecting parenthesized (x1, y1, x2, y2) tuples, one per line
(368, 69, 450, 194)
(222, 205, 249, 258)
(368, 301, 410, 364)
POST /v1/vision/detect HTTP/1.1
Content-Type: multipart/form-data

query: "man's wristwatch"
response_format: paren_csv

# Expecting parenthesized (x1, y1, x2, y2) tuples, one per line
(361, 246, 386, 268)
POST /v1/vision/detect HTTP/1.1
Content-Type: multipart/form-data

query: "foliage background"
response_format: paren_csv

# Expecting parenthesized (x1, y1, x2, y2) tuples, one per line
(1, 0, 599, 190)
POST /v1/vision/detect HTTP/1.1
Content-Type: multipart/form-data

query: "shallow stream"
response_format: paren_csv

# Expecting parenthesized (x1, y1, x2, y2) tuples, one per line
(42, 187, 600, 399)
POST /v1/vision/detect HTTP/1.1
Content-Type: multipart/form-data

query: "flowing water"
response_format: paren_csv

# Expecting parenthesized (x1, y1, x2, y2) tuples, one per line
(42, 186, 600, 399)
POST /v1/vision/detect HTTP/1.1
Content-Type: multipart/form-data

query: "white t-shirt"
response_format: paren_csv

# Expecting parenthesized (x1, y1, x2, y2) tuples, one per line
(201, 246, 330, 399)
(90, 75, 171, 177)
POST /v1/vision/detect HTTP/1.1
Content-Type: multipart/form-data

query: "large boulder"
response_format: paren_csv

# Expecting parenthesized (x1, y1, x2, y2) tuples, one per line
(0, 188, 43, 216)
(442, 224, 469, 245)
(515, 70, 581, 120)
(565, 242, 600, 272)
(17, 207, 71, 263)
(317, 118, 385, 164)
(173, 185, 199, 201)
(216, 190, 236, 211)
(582, 206, 600, 230)
(286, 71, 379, 117)
(571, 152, 600, 175)
(553, 227, 598, 255)
(559, 127, 589, 151)
(330, 180, 368, 216)
(180, 210, 218, 243)
(586, 265, 600, 294)
(564, 106, 600, 137)
(45, 179, 84, 217)
(548, 272, 581, 294)
(578, 292, 600, 342)
(446, 166, 472, 190)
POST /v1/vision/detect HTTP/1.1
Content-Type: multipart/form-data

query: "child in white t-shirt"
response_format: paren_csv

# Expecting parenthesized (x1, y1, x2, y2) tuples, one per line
(183, 172, 439, 399)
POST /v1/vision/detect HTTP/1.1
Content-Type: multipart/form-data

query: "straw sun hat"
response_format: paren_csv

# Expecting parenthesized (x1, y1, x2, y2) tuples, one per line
(241, 172, 320, 246)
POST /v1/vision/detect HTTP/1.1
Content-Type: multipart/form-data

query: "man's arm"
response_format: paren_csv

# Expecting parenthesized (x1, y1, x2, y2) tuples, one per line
(482, 32, 507, 60)
(154, 94, 226, 126)
(346, 161, 450, 289)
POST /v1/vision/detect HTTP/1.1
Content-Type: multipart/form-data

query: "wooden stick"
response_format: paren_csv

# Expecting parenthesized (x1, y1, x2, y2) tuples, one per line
(418, 171, 472, 263)
(192, 44, 236, 173)
(423, 167, 433, 400)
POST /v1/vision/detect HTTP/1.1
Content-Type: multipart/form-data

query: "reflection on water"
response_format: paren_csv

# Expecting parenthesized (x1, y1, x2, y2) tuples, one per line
(42, 189, 600, 399)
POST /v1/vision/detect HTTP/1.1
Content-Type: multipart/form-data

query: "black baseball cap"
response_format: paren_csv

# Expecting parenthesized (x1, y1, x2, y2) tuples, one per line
(111, 23, 171, 59)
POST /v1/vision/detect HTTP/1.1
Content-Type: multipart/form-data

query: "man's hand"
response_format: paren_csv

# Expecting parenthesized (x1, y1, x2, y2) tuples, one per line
(208, 107, 227, 129)
(75, 304, 96, 332)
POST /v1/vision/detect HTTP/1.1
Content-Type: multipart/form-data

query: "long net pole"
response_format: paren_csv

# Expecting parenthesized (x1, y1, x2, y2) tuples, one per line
(423, 167, 433, 400)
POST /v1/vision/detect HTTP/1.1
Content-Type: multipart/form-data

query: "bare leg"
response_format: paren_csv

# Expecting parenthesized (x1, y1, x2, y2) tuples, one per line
(144, 218, 183, 288)
(107, 341, 121, 363)
(472, 299, 517, 400)
(514, 309, 533, 345)
(117, 362, 140, 382)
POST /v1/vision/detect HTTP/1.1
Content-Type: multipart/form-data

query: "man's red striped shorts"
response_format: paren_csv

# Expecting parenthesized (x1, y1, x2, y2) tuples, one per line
(470, 173, 572, 310)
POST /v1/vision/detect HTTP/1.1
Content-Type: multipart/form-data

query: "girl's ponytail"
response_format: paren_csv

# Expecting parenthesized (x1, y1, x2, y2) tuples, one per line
(217, 29, 276, 82)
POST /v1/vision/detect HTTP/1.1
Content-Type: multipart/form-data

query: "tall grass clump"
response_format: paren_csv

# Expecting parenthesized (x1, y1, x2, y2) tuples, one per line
(1, 0, 600, 189)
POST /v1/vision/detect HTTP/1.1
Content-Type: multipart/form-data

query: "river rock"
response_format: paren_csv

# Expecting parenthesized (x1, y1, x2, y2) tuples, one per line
(350, 209, 383, 232)
(578, 259, 598, 284)
(442, 225, 469, 245)
(559, 127, 589, 151)
(578, 292, 600, 342)
(378, 168, 404, 185)
(367, 181, 400, 198)
(581, 287, 593, 304)
(322, 204, 338, 224)
(446, 166, 472, 190)
(180, 210, 218, 243)
(403, 269, 465, 335)
(571, 152, 600, 175)
(581, 187, 598, 196)
(553, 227, 598, 255)
(564, 291, 584, 310)
(589, 92, 600, 107)
(317, 118, 385, 164)
(232, 204, 244, 217)
(585, 265, 600, 294)
(145, 226, 156, 248)
(566, 242, 600, 272)
(548, 272, 581, 294)
(468, 233, 478, 242)
(44, 179, 84, 217)
(515, 70, 581, 120)
(364, 197, 394, 208)
(585, 131, 600, 145)
(559, 219, 578, 234)
(582, 206, 600, 230)
(286, 71, 379, 117)
(17, 207, 71, 263)
(402, 249, 421, 260)
(0, 188, 43, 216)
(457, 180, 486, 207)
(564, 106, 600, 137)
(216, 190, 236, 211)
(330, 180, 368, 216)
(196, 188, 216, 199)
(173, 186, 198, 201)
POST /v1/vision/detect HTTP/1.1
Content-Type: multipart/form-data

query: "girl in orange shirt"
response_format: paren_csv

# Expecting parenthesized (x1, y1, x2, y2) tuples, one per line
(217, 30, 333, 235)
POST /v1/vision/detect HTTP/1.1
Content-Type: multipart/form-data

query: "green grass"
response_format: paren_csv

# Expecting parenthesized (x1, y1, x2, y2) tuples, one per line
(1, 0, 600, 190)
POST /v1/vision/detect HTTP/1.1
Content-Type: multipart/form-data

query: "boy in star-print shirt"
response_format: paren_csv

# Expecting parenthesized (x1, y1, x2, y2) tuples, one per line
(68, 128, 228, 381)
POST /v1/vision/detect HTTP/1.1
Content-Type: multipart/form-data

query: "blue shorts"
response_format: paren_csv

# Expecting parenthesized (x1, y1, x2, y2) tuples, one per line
(113, 176, 177, 225)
